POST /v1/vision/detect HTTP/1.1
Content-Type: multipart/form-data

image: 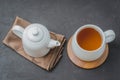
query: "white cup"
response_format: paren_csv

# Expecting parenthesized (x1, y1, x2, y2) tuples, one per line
(71, 24, 115, 61)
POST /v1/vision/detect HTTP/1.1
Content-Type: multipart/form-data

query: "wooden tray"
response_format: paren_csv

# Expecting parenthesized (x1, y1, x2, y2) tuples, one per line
(67, 36, 109, 69)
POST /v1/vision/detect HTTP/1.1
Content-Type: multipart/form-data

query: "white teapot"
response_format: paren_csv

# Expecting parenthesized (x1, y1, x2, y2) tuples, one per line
(12, 23, 61, 57)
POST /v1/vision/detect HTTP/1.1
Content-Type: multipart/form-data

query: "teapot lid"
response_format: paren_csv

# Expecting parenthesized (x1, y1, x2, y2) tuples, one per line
(26, 24, 46, 42)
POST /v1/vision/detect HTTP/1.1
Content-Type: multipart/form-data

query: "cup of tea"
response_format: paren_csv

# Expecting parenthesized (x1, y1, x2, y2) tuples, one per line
(71, 24, 115, 61)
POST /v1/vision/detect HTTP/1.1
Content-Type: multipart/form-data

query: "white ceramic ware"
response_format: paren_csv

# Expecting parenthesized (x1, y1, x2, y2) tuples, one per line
(71, 24, 115, 61)
(12, 23, 61, 57)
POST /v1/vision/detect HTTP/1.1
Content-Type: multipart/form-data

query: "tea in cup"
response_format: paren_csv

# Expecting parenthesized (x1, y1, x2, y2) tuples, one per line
(71, 24, 115, 61)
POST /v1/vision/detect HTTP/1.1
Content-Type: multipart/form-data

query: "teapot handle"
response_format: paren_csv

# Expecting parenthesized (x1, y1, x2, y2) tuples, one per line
(12, 25, 24, 39)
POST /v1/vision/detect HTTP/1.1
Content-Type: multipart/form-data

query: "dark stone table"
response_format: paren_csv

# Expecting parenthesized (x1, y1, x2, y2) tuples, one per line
(0, 0, 120, 80)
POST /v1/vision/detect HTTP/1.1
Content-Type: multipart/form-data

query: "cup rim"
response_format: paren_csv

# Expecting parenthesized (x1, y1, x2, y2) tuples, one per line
(74, 24, 105, 53)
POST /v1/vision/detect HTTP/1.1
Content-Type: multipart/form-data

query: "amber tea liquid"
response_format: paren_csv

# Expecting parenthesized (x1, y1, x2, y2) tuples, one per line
(77, 28, 102, 51)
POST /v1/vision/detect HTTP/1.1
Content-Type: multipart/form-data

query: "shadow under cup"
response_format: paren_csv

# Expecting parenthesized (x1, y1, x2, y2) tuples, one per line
(77, 27, 103, 51)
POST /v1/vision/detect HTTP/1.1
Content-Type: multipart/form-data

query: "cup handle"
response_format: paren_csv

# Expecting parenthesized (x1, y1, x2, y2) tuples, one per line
(12, 25, 24, 39)
(104, 30, 115, 43)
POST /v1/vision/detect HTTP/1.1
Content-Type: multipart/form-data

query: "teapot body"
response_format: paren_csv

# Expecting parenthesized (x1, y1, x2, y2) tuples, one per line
(22, 38, 50, 57)
(12, 23, 61, 57)
(22, 24, 51, 57)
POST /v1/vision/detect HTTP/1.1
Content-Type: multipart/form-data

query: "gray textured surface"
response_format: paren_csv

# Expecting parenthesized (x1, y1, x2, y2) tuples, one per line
(0, 0, 120, 80)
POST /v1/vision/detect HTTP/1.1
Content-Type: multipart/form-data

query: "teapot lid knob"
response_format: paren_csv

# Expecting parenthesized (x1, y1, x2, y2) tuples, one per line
(27, 26, 44, 42)
(32, 27, 39, 36)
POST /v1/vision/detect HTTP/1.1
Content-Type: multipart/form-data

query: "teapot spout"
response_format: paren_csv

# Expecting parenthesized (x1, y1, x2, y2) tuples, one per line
(48, 39, 61, 48)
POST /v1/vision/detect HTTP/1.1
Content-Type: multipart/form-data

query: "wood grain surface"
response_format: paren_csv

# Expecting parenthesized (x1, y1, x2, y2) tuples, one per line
(67, 37, 109, 69)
